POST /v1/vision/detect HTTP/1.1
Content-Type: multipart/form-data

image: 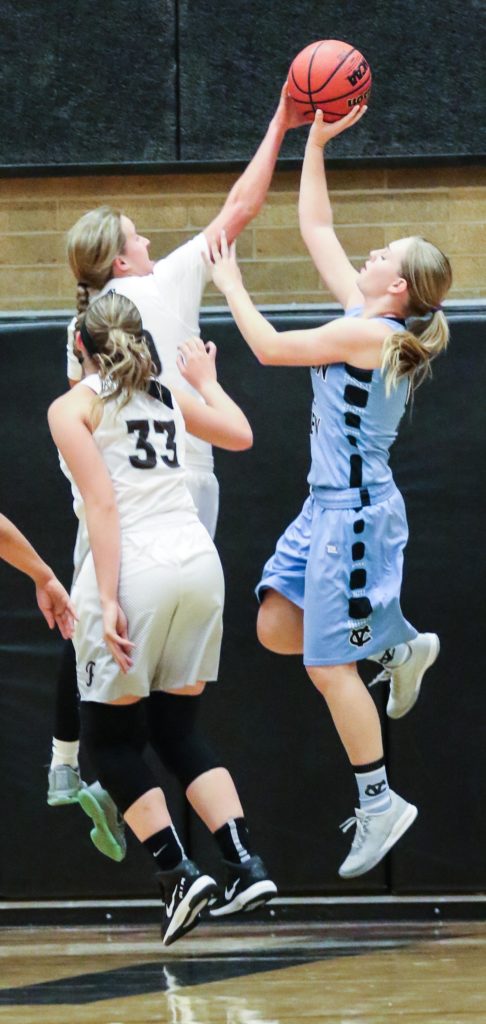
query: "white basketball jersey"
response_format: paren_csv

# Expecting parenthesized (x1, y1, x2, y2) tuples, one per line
(61, 374, 196, 535)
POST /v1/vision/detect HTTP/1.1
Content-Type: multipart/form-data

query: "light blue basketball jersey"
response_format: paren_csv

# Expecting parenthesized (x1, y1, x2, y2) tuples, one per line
(308, 308, 408, 493)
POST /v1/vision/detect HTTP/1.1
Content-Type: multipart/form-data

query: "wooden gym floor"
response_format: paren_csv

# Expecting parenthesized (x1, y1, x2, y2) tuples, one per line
(0, 918, 485, 1023)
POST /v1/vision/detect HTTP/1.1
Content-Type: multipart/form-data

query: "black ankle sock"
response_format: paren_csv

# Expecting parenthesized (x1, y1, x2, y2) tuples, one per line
(143, 826, 184, 871)
(213, 817, 253, 864)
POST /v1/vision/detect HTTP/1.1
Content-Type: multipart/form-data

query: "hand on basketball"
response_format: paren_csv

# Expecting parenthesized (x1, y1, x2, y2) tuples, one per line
(205, 231, 243, 297)
(308, 105, 367, 148)
(103, 601, 134, 674)
(36, 576, 77, 639)
(177, 337, 218, 389)
(276, 78, 308, 130)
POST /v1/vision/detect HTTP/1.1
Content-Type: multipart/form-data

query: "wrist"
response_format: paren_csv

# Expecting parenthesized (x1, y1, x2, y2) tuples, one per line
(31, 561, 53, 588)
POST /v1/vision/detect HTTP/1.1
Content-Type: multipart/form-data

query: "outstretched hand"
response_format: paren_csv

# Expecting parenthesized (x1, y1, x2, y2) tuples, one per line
(36, 576, 77, 640)
(203, 230, 243, 297)
(308, 105, 367, 148)
(275, 78, 308, 130)
(177, 337, 218, 390)
(102, 600, 134, 674)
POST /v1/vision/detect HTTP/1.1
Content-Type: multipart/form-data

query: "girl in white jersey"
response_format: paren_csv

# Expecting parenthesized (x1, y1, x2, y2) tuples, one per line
(205, 105, 453, 880)
(47, 81, 304, 828)
(48, 291, 276, 945)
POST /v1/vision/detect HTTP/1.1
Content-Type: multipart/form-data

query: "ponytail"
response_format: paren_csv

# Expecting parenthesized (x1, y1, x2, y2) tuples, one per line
(81, 292, 155, 407)
(381, 236, 452, 395)
(382, 309, 449, 396)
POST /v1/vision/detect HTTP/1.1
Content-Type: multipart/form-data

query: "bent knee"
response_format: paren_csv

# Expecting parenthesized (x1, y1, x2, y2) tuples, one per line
(257, 591, 303, 654)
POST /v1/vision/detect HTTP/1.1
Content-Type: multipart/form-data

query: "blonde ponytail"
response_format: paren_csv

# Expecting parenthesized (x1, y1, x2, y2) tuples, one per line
(82, 292, 155, 407)
(381, 237, 452, 394)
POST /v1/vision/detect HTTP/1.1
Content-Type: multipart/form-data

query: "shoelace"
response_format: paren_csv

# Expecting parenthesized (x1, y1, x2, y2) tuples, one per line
(368, 667, 392, 689)
(339, 814, 371, 850)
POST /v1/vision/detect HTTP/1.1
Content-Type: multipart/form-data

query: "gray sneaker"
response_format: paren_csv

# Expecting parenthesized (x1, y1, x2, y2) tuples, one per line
(78, 781, 127, 862)
(338, 789, 418, 878)
(47, 764, 84, 806)
(370, 633, 440, 719)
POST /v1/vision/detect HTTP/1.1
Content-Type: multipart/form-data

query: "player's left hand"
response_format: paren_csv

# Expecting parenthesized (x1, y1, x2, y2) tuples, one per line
(36, 577, 78, 640)
(177, 337, 217, 389)
(308, 105, 367, 148)
(204, 230, 243, 297)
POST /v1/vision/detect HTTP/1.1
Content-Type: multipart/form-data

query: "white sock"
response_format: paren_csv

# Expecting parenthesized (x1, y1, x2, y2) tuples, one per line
(51, 738, 79, 769)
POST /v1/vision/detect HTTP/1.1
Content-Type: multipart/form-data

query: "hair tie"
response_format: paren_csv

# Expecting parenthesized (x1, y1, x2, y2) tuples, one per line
(431, 305, 443, 313)
(79, 318, 97, 356)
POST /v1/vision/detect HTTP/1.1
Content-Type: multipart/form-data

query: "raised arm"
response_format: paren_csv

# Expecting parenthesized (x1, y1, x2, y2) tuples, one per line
(173, 337, 253, 450)
(48, 388, 133, 672)
(299, 107, 367, 309)
(204, 82, 304, 247)
(0, 514, 76, 639)
(206, 233, 387, 370)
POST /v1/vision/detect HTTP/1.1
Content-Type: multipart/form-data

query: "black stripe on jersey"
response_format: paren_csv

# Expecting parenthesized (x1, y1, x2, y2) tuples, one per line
(352, 542, 365, 561)
(148, 379, 174, 409)
(350, 453, 363, 488)
(349, 596, 373, 619)
(344, 384, 369, 409)
(350, 568, 367, 589)
(353, 519, 365, 533)
(345, 411, 361, 429)
(345, 364, 373, 384)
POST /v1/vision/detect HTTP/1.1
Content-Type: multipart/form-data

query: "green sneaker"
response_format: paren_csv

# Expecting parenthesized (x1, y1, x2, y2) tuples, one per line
(47, 764, 84, 806)
(78, 781, 127, 862)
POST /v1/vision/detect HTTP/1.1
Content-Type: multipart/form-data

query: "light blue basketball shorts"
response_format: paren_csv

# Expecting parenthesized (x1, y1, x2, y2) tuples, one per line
(256, 484, 417, 665)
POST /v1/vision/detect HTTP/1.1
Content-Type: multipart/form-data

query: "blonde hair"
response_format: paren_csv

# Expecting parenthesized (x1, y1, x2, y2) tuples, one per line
(67, 206, 126, 316)
(82, 292, 154, 407)
(381, 236, 453, 395)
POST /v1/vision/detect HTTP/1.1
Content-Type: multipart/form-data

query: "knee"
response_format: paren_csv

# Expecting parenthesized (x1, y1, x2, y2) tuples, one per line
(80, 700, 154, 813)
(257, 592, 303, 655)
(148, 692, 221, 789)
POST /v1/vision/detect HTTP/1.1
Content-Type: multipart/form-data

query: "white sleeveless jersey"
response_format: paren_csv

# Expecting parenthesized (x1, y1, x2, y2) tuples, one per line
(66, 234, 213, 470)
(60, 374, 196, 536)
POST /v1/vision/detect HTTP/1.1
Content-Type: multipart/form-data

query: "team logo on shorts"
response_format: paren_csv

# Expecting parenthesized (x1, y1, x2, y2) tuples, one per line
(86, 660, 95, 686)
(349, 624, 372, 647)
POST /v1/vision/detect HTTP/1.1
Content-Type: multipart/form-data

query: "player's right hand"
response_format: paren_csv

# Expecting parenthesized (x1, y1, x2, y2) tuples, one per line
(308, 105, 367, 148)
(103, 601, 134, 674)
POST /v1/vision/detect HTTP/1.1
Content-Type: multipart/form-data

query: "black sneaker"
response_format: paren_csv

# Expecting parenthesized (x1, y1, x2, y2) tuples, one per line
(159, 858, 217, 946)
(209, 854, 278, 917)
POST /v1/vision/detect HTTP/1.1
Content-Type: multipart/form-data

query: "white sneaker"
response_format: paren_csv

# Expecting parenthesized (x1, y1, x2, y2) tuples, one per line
(338, 790, 418, 878)
(370, 633, 440, 719)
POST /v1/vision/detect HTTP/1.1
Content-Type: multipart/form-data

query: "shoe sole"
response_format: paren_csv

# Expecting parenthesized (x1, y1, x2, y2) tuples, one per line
(387, 634, 440, 720)
(77, 789, 126, 863)
(47, 793, 80, 806)
(163, 876, 218, 946)
(209, 880, 278, 918)
(339, 802, 418, 878)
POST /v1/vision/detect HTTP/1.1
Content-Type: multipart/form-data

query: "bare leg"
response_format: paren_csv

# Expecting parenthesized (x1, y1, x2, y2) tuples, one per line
(124, 786, 172, 841)
(257, 589, 303, 654)
(187, 768, 244, 831)
(306, 662, 383, 764)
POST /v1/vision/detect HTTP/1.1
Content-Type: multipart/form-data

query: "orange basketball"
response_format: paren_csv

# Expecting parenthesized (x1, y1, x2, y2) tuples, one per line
(288, 39, 372, 123)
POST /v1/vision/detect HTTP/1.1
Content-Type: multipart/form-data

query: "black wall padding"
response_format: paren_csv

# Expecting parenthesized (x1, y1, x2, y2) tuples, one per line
(0, 0, 484, 169)
(0, 306, 484, 900)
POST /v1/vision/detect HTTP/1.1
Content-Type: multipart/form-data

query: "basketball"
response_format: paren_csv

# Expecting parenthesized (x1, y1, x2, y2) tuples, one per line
(288, 39, 372, 123)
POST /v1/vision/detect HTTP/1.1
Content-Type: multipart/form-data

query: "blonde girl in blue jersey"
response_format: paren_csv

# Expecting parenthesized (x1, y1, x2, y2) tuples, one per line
(206, 104, 453, 878)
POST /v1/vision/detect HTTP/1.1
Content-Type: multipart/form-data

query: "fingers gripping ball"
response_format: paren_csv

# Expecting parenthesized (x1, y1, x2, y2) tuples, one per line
(288, 39, 372, 123)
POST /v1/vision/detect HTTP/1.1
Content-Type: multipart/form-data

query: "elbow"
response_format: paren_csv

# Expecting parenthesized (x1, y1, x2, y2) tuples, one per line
(228, 425, 253, 452)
